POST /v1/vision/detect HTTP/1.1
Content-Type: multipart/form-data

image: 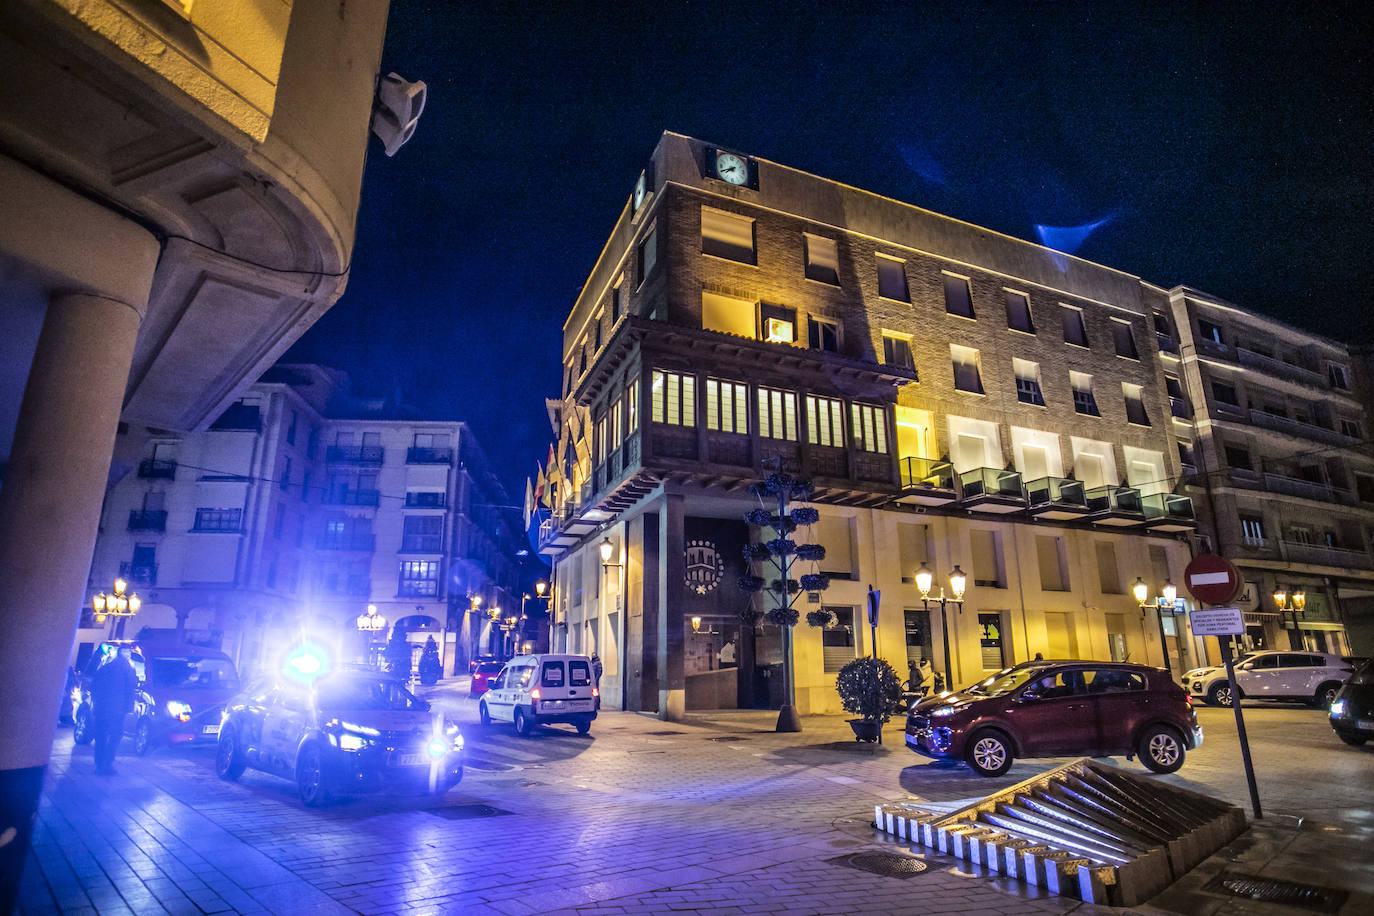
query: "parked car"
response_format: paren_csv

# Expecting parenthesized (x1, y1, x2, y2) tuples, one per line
(469, 660, 504, 698)
(72, 640, 239, 754)
(215, 668, 463, 806)
(1329, 657, 1374, 747)
(1181, 650, 1353, 709)
(478, 654, 598, 736)
(469, 655, 499, 674)
(905, 660, 1201, 776)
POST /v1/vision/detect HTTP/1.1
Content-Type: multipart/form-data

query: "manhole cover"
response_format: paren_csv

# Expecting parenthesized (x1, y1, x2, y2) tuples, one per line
(707, 735, 750, 742)
(644, 730, 686, 736)
(1204, 872, 1349, 913)
(428, 804, 513, 821)
(827, 851, 928, 879)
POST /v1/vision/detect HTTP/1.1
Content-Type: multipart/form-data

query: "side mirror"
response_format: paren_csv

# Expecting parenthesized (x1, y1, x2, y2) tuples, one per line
(1018, 690, 1040, 703)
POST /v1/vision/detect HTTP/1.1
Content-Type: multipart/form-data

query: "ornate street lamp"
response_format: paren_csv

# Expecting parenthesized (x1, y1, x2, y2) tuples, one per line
(92, 576, 141, 638)
(915, 564, 966, 692)
(1273, 587, 1307, 642)
(1133, 577, 1177, 675)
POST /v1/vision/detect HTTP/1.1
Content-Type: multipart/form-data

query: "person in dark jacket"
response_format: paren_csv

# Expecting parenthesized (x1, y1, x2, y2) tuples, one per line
(90, 647, 138, 775)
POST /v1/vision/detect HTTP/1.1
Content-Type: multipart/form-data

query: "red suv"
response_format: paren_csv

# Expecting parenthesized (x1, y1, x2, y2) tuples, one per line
(905, 661, 1201, 776)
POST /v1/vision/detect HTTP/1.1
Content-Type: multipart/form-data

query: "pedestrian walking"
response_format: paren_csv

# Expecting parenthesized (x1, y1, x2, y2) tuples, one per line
(917, 657, 935, 696)
(591, 653, 603, 685)
(905, 659, 925, 696)
(89, 646, 138, 775)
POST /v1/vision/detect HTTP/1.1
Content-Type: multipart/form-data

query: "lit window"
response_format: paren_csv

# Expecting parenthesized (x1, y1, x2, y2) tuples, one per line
(1013, 358, 1044, 406)
(596, 413, 607, 463)
(701, 207, 756, 264)
(951, 345, 983, 394)
(804, 234, 840, 285)
(805, 395, 845, 447)
(851, 403, 888, 454)
(758, 387, 798, 441)
(877, 255, 909, 302)
(1071, 371, 1099, 416)
(882, 333, 914, 369)
(650, 370, 696, 427)
(943, 274, 975, 318)
(398, 560, 439, 597)
(1112, 319, 1140, 360)
(1123, 383, 1150, 426)
(702, 291, 756, 338)
(1006, 291, 1035, 333)
(1062, 306, 1089, 347)
(809, 317, 840, 352)
(625, 380, 638, 432)
(706, 378, 749, 434)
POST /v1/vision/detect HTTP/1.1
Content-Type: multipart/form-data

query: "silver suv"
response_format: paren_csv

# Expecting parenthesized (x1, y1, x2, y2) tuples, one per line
(1182, 650, 1352, 709)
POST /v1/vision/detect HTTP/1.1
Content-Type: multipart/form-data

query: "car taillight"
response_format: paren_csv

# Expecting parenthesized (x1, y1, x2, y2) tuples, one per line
(1185, 694, 1193, 707)
(531, 687, 541, 701)
(592, 686, 599, 697)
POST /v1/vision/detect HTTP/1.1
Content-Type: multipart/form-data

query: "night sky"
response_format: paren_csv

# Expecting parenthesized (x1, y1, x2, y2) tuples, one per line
(285, 1, 1374, 501)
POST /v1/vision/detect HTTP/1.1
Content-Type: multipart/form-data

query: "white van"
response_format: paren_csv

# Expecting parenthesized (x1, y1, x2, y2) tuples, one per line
(478, 654, 598, 736)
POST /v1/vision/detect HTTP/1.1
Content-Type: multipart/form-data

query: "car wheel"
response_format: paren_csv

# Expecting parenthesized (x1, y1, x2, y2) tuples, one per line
(1337, 731, 1368, 747)
(479, 701, 491, 726)
(1313, 683, 1341, 710)
(1207, 682, 1234, 708)
(215, 727, 247, 780)
(575, 716, 592, 736)
(965, 730, 1013, 777)
(72, 706, 93, 745)
(1138, 725, 1186, 774)
(134, 718, 154, 756)
(296, 743, 332, 807)
(513, 708, 531, 737)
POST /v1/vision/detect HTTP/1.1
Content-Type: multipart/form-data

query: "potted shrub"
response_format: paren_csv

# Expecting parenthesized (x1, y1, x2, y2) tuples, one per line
(835, 657, 902, 743)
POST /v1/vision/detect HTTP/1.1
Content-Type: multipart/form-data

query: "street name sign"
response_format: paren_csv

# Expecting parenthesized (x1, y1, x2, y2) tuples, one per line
(1184, 554, 1242, 605)
(1189, 606, 1244, 637)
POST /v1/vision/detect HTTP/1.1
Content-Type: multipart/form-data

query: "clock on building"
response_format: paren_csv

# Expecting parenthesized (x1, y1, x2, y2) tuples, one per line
(711, 148, 753, 188)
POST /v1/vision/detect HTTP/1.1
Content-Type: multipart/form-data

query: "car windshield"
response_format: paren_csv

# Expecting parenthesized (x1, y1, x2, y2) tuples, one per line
(315, 676, 423, 711)
(1351, 659, 1374, 685)
(977, 667, 1045, 698)
(476, 662, 503, 674)
(147, 656, 239, 691)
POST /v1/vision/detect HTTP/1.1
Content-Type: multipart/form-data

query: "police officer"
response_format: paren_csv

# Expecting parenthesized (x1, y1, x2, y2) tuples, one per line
(90, 647, 138, 775)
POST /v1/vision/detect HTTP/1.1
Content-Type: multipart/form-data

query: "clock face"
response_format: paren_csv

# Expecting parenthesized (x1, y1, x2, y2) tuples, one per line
(633, 172, 647, 210)
(715, 151, 749, 186)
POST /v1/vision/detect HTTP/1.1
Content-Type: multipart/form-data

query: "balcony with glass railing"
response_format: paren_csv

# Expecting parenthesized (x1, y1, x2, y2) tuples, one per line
(1024, 476, 1087, 520)
(1248, 409, 1348, 447)
(958, 467, 1025, 514)
(896, 457, 957, 506)
(1141, 493, 1196, 531)
(1085, 485, 1145, 526)
(1235, 346, 1323, 388)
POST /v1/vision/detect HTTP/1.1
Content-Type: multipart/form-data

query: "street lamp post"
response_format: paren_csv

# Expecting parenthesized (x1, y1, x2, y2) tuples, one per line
(599, 538, 622, 661)
(91, 576, 141, 639)
(1273, 586, 1307, 649)
(1133, 577, 1178, 675)
(914, 564, 966, 692)
(355, 603, 388, 665)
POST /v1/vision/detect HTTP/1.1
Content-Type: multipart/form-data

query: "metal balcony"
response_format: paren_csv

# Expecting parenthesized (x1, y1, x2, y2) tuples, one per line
(1248, 409, 1347, 447)
(896, 457, 957, 506)
(1235, 346, 1323, 388)
(1024, 476, 1088, 520)
(1263, 472, 1337, 503)
(406, 447, 454, 465)
(326, 445, 385, 464)
(1140, 493, 1197, 532)
(958, 467, 1025, 514)
(1085, 485, 1145, 526)
(118, 562, 157, 584)
(316, 533, 376, 551)
(322, 489, 381, 507)
(127, 510, 167, 531)
(137, 459, 176, 479)
(1279, 540, 1374, 570)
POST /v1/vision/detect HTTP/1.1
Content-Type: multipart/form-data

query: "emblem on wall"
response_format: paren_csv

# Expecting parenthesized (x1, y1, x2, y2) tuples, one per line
(685, 538, 726, 595)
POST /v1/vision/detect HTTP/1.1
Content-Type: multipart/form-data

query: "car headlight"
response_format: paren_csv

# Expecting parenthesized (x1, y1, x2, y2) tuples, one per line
(338, 733, 369, 751)
(165, 700, 193, 722)
(931, 706, 958, 718)
(426, 737, 449, 759)
(1330, 699, 1347, 717)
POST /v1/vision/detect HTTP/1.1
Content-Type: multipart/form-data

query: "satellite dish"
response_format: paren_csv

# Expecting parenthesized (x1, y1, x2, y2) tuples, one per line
(371, 72, 427, 156)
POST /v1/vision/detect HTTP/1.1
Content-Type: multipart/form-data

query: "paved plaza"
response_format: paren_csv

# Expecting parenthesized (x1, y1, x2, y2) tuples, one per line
(16, 681, 1374, 915)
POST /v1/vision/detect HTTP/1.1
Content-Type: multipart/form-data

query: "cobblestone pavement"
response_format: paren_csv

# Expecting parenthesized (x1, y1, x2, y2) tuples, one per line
(17, 681, 1374, 915)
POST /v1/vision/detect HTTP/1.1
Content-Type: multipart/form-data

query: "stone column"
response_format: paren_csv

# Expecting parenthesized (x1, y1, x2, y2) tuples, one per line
(658, 492, 687, 720)
(0, 292, 144, 903)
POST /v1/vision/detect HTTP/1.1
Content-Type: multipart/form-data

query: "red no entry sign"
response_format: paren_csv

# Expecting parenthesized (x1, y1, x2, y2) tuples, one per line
(1184, 554, 1242, 605)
